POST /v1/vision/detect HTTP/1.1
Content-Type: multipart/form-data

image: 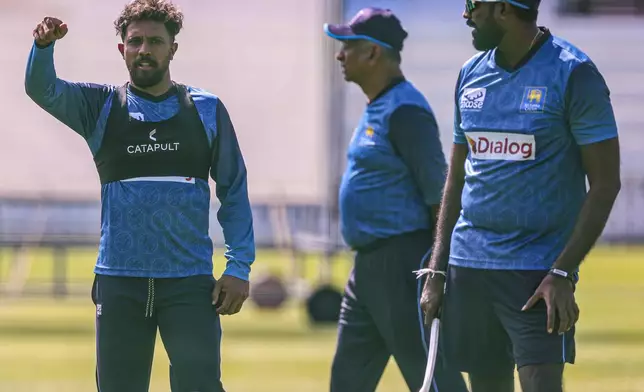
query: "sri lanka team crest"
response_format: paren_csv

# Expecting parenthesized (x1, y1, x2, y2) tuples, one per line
(520, 86, 547, 113)
(354, 125, 376, 146)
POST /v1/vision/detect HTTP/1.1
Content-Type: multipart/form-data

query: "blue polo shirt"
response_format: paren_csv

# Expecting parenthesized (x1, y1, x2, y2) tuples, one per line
(339, 79, 446, 249)
(450, 29, 618, 270)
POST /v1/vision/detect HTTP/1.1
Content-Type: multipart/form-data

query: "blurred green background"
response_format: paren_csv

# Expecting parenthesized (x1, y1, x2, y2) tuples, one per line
(1, 245, 643, 392)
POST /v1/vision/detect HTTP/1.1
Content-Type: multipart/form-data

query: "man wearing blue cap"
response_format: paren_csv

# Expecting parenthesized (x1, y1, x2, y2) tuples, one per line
(421, 0, 621, 391)
(324, 8, 468, 392)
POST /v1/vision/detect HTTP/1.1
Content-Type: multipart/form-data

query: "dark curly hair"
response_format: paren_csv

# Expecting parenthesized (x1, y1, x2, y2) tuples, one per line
(114, 0, 184, 41)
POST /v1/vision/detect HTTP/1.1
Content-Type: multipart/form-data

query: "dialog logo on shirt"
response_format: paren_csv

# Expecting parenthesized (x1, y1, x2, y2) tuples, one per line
(127, 129, 180, 154)
(460, 88, 487, 111)
(464, 132, 535, 161)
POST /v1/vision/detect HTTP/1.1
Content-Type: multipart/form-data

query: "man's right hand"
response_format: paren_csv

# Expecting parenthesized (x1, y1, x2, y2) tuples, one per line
(420, 273, 446, 325)
(33, 17, 68, 47)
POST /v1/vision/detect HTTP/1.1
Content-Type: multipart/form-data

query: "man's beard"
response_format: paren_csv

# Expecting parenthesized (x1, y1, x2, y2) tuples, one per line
(471, 19, 505, 51)
(129, 59, 168, 88)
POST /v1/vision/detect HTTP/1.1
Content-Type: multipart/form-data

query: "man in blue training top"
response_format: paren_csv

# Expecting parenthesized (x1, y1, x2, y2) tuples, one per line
(421, 1, 621, 391)
(324, 8, 468, 392)
(26, 1, 254, 391)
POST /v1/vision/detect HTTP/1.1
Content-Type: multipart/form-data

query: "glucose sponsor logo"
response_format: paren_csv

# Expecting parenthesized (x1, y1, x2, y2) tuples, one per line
(460, 88, 487, 111)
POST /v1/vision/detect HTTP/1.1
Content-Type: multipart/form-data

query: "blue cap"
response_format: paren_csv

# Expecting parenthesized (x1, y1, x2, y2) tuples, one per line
(323, 7, 408, 52)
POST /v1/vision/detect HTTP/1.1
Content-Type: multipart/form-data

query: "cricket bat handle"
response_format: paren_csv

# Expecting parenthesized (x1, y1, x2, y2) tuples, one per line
(419, 318, 441, 392)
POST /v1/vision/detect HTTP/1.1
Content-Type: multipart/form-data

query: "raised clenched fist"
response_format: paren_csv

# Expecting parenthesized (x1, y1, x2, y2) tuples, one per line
(33, 17, 68, 47)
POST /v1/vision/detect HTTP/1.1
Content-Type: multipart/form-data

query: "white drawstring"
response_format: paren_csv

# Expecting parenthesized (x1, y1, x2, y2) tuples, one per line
(413, 268, 447, 280)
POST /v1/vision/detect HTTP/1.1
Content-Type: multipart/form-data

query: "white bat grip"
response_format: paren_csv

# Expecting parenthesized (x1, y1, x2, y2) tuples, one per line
(419, 318, 441, 392)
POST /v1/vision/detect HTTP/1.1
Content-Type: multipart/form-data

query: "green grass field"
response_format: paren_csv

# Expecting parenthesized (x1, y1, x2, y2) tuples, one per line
(1, 245, 643, 391)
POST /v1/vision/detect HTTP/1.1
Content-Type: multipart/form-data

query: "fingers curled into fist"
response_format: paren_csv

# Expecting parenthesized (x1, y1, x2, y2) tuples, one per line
(33, 17, 68, 47)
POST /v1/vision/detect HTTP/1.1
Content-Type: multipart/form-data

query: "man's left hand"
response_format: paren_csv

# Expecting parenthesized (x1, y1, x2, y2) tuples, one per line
(212, 275, 249, 315)
(522, 273, 579, 334)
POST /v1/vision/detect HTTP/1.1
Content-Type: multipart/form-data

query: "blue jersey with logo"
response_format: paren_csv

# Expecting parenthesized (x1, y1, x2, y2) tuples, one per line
(25, 42, 255, 280)
(451, 31, 618, 270)
(340, 80, 446, 249)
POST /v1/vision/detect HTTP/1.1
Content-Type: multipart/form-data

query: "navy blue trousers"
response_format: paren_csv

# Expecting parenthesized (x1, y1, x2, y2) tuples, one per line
(91, 274, 224, 392)
(330, 230, 468, 392)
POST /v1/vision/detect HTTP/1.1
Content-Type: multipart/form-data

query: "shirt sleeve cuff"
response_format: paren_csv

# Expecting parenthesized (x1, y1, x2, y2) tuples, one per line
(33, 40, 54, 51)
(454, 137, 467, 144)
(575, 129, 618, 146)
(223, 260, 251, 281)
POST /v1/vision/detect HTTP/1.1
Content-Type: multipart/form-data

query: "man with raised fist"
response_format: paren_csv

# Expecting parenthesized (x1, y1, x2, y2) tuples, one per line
(26, 1, 255, 391)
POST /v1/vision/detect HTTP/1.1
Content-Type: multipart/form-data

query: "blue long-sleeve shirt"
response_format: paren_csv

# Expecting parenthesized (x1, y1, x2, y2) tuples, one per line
(25, 41, 255, 280)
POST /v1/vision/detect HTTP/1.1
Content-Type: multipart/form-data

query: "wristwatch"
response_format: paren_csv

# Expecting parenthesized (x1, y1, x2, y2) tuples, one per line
(548, 268, 575, 283)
